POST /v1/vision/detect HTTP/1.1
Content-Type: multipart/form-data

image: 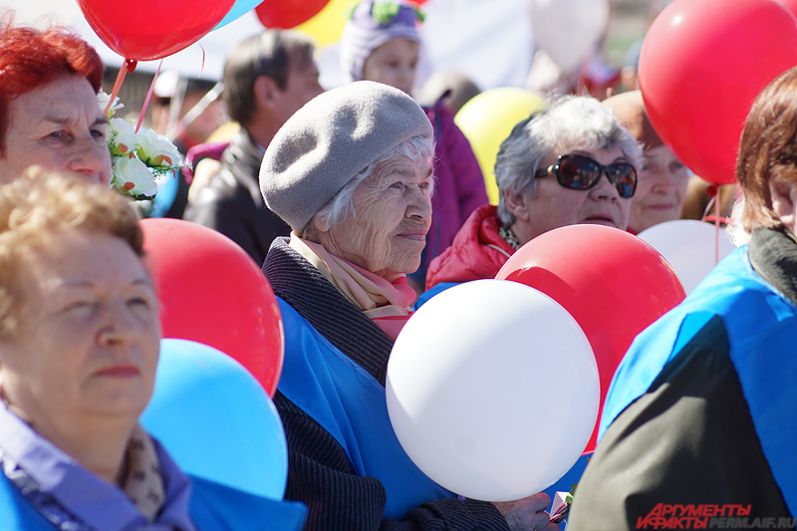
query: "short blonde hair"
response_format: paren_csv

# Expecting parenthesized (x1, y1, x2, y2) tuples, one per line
(0, 170, 143, 336)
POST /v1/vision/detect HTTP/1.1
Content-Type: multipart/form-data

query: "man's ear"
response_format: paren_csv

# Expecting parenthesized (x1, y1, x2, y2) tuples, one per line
(502, 188, 531, 223)
(769, 177, 797, 228)
(253, 75, 280, 111)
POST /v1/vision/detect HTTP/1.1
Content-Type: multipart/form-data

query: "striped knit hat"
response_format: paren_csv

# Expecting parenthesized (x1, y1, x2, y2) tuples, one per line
(340, 0, 423, 83)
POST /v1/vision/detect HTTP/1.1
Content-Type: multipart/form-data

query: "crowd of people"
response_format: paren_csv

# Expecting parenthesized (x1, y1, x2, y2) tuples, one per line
(0, 0, 794, 529)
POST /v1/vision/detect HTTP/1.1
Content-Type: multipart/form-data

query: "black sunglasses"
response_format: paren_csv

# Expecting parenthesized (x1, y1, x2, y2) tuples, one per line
(535, 153, 638, 199)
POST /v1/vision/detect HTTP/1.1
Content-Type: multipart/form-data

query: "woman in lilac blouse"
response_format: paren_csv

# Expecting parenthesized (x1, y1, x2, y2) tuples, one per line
(0, 171, 305, 530)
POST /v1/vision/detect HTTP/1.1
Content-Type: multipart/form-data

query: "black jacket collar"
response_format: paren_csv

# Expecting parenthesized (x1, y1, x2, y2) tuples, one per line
(263, 238, 394, 385)
(749, 227, 797, 307)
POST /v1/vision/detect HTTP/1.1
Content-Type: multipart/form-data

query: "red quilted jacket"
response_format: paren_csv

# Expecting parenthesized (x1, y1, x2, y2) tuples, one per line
(425, 205, 515, 290)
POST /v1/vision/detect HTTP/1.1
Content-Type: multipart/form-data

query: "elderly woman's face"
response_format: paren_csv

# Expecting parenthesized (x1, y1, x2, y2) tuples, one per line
(0, 75, 111, 184)
(362, 38, 420, 96)
(315, 154, 433, 279)
(629, 145, 690, 233)
(510, 146, 633, 244)
(0, 230, 160, 431)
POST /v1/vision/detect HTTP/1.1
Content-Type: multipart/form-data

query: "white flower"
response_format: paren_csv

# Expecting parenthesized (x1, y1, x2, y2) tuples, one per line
(109, 118, 137, 157)
(135, 127, 182, 168)
(97, 91, 124, 118)
(99, 91, 181, 208)
(112, 156, 158, 198)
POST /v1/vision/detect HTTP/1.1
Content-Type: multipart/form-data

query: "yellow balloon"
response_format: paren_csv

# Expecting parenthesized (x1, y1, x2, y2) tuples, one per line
(455, 88, 545, 205)
(295, 0, 359, 48)
(207, 121, 240, 143)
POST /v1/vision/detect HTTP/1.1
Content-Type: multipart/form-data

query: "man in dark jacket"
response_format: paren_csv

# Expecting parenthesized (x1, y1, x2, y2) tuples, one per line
(185, 30, 323, 265)
(567, 66, 797, 530)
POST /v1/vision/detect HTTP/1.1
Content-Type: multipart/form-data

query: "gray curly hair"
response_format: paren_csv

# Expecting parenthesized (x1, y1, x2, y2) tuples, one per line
(495, 95, 643, 227)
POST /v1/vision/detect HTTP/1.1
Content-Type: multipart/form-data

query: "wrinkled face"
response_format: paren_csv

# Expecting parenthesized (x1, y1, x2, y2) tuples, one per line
(315, 155, 433, 279)
(362, 38, 420, 95)
(273, 55, 324, 126)
(629, 145, 690, 233)
(0, 76, 111, 184)
(0, 231, 160, 434)
(518, 146, 633, 243)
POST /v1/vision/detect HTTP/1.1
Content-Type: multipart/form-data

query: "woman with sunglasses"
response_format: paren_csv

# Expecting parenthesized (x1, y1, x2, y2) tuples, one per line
(422, 95, 642, 299)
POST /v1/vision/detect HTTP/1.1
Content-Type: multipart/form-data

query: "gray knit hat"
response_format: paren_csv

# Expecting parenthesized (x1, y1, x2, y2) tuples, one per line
(340, 0, 423, 83)
(259, 80, 433, 232)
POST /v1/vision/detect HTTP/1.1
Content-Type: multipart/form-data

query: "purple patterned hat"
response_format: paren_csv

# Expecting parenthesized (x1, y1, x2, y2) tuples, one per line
(340, 0, 424, 83)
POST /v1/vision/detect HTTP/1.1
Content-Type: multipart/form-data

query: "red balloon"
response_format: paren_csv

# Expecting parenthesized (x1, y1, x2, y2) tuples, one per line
(256, 0, 329, 29)
(639, 0, 797, 185)
(778, 0, 797, 17)
(78, 0, 235, 60)
(142, 219, 283, 396)
(496, 225, 685, 453)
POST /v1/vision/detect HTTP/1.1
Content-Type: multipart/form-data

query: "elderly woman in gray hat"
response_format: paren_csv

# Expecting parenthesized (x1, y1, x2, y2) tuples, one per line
(259, 81, 556, 530)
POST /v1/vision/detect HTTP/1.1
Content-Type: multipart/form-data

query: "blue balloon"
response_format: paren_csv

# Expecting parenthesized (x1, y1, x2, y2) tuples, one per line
(213, 0, 264, 30)
(141, 339, 288, 500)
(149, 170, 179, 218)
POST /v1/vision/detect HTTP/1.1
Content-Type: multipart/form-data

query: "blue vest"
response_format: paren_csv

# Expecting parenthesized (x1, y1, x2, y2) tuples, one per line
(0, 472, 307, 530)
(414, 282, 458, 309)
(276, 298, 450, 519)
(601, 246, 797, 516)
(189, 476, 306, 530)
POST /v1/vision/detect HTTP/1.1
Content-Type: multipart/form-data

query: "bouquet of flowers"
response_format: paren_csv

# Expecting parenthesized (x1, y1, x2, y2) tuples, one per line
(97, 92, 182, 205)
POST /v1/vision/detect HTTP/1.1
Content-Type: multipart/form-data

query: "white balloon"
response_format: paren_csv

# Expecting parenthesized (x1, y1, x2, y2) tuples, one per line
(638, 220, 735, 294)
(530, 0, 609, 73)
(386, 279, 599, 502)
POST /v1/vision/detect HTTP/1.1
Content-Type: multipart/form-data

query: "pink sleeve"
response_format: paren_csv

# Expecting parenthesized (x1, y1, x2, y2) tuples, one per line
(437, 107, 488, 223)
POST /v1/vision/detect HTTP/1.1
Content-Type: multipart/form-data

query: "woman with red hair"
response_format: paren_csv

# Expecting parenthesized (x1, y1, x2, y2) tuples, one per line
(0, 19, 111, 183)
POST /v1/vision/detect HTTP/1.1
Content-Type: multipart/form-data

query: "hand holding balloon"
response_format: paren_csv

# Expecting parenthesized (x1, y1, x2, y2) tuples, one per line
(494, 492, 559, 531)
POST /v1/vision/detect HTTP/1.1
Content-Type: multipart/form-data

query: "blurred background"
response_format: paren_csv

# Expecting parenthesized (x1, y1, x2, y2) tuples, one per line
(3, 0, 662, 130)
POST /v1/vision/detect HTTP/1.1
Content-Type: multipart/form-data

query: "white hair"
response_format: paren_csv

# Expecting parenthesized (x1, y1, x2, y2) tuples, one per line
(495, 95, 644, 227)
(308, 134, 435, 232)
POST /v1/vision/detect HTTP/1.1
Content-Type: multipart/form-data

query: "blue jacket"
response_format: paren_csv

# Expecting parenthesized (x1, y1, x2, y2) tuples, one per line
(277, 298, 450, 519)
(569, 239, 796, 529)
(600, 246, 797, 511)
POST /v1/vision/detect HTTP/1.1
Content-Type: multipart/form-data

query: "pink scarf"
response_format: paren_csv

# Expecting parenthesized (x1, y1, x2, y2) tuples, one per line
(289, 235, 416, 340)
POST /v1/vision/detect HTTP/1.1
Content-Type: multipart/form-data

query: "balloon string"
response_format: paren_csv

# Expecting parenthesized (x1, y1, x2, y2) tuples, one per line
(714, 190, 720, 265)
(199, 43, 206, 77)
(135, 60, 163, 133)
(701, 184, 717, 221)
(105, 59, 137, 115)
(171, 81, 223, 141)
